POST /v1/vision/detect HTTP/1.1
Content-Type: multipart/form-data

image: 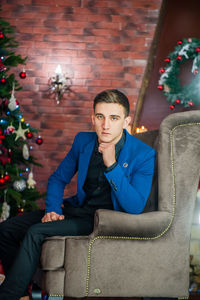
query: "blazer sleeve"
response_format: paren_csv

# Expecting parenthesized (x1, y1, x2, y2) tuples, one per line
(45, 133, 81, 214)
(104, 148, 156, 214)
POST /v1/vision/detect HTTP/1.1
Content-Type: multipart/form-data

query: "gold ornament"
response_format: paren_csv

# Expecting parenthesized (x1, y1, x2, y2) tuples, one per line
(13, 122, 29, 141)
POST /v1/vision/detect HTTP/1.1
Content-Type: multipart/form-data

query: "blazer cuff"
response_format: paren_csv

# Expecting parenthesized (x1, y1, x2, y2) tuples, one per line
(105, 161, 118, 173)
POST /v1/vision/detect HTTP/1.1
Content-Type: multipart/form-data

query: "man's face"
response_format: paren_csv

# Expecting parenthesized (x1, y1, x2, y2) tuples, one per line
(92, 102, 131, 144)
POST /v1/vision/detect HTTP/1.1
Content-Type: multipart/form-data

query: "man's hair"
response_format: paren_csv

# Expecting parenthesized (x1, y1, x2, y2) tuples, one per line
(93, 89, 130, 117)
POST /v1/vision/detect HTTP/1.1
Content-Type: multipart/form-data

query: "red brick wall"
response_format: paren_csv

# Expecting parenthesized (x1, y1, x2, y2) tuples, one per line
(0, 0, 161, 208)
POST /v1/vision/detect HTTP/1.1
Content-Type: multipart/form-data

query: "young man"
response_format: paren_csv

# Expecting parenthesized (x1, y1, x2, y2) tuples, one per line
(0, 89, 156, 300)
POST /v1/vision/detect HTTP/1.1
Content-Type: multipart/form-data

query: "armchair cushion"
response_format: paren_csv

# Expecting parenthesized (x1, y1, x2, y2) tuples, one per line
(92, 209, 171, 237)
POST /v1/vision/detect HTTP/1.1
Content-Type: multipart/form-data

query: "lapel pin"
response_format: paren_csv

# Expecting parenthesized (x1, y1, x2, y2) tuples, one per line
(123, 162, 128, 168)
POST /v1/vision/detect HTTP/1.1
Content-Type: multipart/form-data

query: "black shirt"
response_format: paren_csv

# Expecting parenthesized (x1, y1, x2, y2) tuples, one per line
(64, 131, 126, 217)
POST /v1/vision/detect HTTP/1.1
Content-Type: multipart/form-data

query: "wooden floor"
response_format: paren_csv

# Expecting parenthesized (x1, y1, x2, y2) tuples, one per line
(65, 298, 142, 300)
(64, 296, 200, 300)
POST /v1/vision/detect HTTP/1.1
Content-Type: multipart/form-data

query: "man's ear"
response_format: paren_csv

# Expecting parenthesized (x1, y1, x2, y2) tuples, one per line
(91, 113, 95, 126)
(123, 116, 131, 129)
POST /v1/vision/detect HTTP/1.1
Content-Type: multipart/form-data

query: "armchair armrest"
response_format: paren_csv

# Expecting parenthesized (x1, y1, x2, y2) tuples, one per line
(91, 209, 172, 238)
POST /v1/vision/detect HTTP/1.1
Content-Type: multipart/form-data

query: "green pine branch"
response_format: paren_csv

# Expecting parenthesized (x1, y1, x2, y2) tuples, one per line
(0, 13, 44, 218)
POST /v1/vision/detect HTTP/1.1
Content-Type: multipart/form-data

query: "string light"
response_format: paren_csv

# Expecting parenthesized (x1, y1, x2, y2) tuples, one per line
(135, 126, 148, 133)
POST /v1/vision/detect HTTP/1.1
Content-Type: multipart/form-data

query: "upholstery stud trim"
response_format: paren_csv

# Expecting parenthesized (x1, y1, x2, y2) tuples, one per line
(49, 294, 64, 297)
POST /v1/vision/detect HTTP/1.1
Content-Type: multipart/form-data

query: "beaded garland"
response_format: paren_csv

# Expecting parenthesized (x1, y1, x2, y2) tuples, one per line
(158, 38, 200, 109)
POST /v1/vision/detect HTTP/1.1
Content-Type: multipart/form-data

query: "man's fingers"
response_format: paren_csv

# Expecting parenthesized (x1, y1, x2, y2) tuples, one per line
(99, 143, 114, 150)
(42, 213, 52, 223)
(51, 214, 57, 221)
(41, 212, 64, 223)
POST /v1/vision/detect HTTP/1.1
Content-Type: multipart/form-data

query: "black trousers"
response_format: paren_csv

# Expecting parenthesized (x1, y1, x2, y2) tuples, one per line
(0, 208, 94, 300)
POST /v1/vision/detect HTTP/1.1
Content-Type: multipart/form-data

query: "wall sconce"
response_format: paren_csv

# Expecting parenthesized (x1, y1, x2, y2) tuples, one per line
(48, 65, 71, 104)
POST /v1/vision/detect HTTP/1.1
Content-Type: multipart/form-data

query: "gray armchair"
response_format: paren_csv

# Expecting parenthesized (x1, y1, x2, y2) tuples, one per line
(41, 110, 200, 300)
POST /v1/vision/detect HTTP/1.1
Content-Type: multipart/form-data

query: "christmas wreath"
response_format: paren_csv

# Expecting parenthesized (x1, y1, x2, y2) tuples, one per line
(158, 38, 200, 109)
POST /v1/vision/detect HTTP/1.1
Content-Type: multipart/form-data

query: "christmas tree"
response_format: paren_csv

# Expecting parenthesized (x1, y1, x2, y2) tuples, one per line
(0, 16, 44, 220)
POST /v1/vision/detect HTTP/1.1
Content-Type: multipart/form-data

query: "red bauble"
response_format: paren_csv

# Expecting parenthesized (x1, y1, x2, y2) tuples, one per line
(194, 69, 199, 74)
(177, 40, 183, 45)
(1, 77, 6, 84)
(175, 99, 180, 104)
(170, 105, 175, 110)
(0, 32, 4, 39)
(164, 58, 170, 63)
(0, 177, 5, 184)
(195, 48, 200, 52)
(26, 132, 33, 139)
(188, 101, 194, 107)
(19, 71, 26, 79)
(8, 127, 15, 133)
(157, 85, 163, 90)
(176, 56, 182, 61)
(159, 68, 165, 74)
(4, 174, 10, 181)
(36, 136, 43, 145)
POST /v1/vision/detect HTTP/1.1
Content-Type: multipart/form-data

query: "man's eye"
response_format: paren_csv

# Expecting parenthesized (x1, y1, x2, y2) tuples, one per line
(111, 116, 118, 121)
(96, 115, 103, 119)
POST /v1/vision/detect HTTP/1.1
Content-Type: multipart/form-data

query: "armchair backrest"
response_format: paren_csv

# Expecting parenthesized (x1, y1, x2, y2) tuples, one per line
(135, 111, 200, 241)
(158, 111, 200, 241)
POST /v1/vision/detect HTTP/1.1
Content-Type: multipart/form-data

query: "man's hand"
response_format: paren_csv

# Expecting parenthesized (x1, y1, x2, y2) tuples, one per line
(41, 212, 65, 223)
(98, 142, 116, 167)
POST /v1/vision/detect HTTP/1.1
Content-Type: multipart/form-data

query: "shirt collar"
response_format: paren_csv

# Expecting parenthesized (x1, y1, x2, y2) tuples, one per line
(94, 130, 126, 159)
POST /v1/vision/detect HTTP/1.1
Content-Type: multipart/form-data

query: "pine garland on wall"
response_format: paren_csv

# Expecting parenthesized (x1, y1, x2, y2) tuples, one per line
(158, 38, 200, 110)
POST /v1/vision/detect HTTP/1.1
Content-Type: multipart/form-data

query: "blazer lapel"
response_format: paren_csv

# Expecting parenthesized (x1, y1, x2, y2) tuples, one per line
(78, 137, 96, 189)
(118, 131, 131, 166)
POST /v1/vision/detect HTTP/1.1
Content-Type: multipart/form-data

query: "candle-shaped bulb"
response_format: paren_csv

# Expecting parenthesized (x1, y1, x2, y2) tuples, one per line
(55, 65, 62, 75)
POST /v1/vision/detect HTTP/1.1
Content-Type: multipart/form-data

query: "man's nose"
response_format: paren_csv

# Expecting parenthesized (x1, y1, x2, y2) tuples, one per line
(103, 118, 110, 129)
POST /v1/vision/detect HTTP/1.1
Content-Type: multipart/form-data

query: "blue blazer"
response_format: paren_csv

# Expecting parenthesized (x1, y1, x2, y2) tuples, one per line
(45, 130, 156, 215)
